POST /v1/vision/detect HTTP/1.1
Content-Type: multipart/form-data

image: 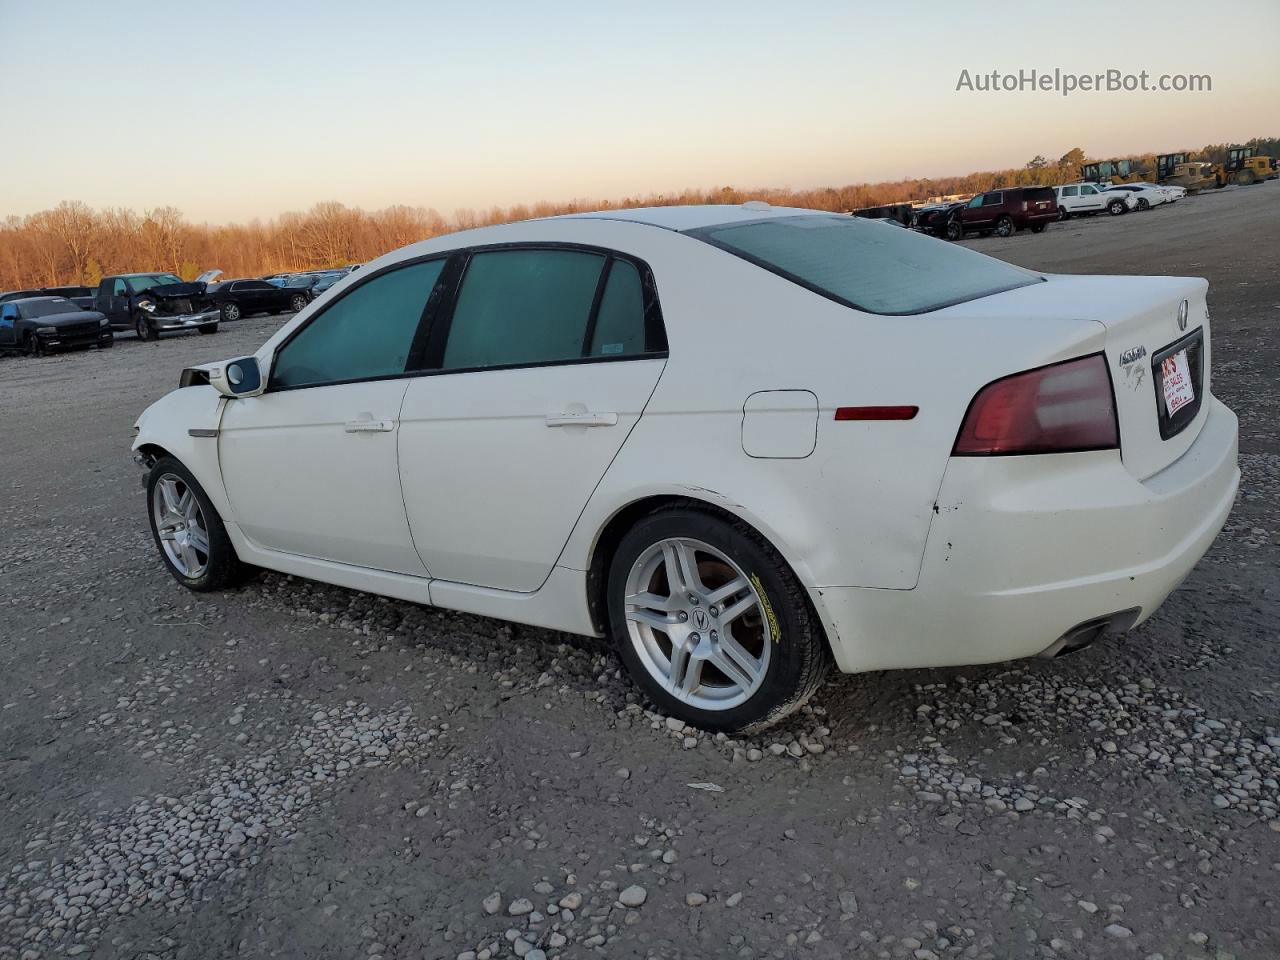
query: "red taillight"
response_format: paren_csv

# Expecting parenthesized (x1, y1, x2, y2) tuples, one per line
(953, 354, 1118, 455)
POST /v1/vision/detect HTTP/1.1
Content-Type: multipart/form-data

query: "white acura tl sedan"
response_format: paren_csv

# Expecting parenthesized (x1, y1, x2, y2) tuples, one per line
(133, 204, 1239, 731)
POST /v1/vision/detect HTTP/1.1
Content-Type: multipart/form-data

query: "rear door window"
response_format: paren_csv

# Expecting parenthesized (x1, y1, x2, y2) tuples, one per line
(1062, 186, 1078, 197)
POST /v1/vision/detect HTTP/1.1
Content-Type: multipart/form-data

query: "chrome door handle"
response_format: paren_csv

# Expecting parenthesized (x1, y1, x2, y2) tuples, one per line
(344, 418, 394, 433)
(545, 412, 618, 428)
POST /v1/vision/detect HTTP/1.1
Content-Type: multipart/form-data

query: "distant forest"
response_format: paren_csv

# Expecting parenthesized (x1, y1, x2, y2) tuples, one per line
(2, 136, 1276, 290)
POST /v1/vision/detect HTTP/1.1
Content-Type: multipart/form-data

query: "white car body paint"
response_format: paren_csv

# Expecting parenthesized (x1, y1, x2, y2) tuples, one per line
(133, 205, 1239, 676)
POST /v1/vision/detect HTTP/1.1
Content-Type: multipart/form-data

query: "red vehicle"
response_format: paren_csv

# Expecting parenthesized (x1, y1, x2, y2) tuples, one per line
(942, 186, 1058, 240)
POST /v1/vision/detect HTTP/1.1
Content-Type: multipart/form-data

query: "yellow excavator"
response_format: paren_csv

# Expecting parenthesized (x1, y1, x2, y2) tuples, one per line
(1079, 159, 1145, 185)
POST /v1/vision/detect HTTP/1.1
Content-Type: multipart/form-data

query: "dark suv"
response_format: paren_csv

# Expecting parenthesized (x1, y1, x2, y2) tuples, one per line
(942, 187, 1058, 240)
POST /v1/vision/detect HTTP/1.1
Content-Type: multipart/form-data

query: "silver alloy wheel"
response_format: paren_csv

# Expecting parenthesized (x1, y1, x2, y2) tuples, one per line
(223, 303, 241, 321)
(290, 295, 307, 312)
(623, 538, 771, 711)
(152, 474, 210, 579)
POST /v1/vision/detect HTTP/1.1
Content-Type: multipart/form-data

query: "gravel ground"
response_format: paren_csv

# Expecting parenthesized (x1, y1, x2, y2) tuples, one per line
(1, 184, 1277, 960)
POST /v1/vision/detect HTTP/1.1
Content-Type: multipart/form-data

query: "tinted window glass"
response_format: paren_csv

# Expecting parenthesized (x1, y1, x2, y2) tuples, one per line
(1062, 186, 1078, 197)
(271, 258, 444, 389)
(982, 192, 1003, 206)
(690, 215, 1041, 315)
(19, 299, 75, 319)
(588, 260, 647, 357)
(442, 250, 604, 370)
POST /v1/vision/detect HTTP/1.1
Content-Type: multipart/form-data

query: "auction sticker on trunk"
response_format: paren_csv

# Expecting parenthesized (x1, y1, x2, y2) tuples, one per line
(1161, 349, 1195, 416)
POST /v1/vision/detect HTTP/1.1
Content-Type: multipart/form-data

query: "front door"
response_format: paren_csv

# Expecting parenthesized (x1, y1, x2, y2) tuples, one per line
(398, 247, 667, 592)
(218, 257, 447, 575)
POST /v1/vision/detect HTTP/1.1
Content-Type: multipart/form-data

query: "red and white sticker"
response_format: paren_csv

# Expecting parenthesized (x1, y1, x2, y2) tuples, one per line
(1161, 350, 1195, 416)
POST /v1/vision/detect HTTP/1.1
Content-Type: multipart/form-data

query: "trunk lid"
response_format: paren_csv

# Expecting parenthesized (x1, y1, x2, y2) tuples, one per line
(940, 274, 1211, 480)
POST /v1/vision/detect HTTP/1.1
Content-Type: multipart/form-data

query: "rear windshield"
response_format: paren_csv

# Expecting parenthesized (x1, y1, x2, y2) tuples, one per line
(1023, 187, 1055, 203)
(687, 215, 1041, 315)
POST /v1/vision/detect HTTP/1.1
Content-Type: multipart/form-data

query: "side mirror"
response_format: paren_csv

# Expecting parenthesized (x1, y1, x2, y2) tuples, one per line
(208, 356, 265, 398)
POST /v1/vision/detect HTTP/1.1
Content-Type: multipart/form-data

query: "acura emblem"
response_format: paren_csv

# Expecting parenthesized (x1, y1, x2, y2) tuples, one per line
(1177, 299, 1189, 332)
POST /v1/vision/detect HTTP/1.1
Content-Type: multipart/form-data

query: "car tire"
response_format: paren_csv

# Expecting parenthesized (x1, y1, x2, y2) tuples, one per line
(23, 333, 43, 357)
(98, 340, 113, 350)
(135, 314, 155, 341)
(198, 324, 219, 335)
(943, 219, 963, 241)
(1108, 199, 1126, 215)
(221, 302, 242, 322)
(995, 215, 1014, 237)
(289, 294, 308, 313)
(1057, 207, 1070, 221)
(146, 456, 248, 592)
(1136, 198, 1150, 211)
(606, 506, 830, 733)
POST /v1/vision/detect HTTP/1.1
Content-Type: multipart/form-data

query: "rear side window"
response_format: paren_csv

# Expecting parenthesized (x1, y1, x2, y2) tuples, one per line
(271, 258, 445, 389)
(588, 260, 647, 357)
(1061, 186, 1078, 197)
(982, 192, 1004, 206)
(441, 250, 604, 370)
(688, 215, 1042, 315)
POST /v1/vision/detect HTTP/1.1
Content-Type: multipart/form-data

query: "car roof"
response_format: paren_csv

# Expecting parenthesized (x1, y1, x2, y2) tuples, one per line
(7, 295, 67, 305)
(548, 203, 829, 232)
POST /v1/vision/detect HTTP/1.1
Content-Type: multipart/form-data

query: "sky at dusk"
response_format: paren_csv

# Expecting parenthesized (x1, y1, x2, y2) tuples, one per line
(2, 0, 1277, 224)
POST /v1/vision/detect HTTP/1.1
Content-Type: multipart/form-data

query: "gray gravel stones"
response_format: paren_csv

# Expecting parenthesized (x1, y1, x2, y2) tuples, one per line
(618, 884, 647, 907)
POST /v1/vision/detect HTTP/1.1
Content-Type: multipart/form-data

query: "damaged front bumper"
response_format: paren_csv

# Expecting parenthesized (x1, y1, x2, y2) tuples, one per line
(150, 309, 220, 331)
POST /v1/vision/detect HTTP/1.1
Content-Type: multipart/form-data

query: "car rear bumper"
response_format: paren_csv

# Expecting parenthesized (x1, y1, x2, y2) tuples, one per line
(812, 396, 1239, 673)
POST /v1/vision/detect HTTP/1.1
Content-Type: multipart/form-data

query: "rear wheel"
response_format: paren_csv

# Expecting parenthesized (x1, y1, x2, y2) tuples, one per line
(289, 294, 308, 313)
(221, 302, 242, 322)
(994, 215, 1014, 237)
(147, 457, 246, 591)
(1108, 199, 1126, 215)
(607, 507, 830, 732)
(1058, 207, 1070, 221)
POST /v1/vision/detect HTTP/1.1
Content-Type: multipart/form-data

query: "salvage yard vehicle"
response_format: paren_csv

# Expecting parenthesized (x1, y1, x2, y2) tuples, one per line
(95, 273, 221, 341)
(910, 201, 964, 236)
(206, 279, 311, 320)
(0, 296, 112, 355)
(1102, 183, 1170, 211)
(943, 186, 1058, 239)
(131, 204, 1240, 732)
(1053, 182, 1131, 218)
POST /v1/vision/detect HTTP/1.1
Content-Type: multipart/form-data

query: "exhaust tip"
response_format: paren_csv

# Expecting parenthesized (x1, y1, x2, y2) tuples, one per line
(1038, 608, 1141, 659)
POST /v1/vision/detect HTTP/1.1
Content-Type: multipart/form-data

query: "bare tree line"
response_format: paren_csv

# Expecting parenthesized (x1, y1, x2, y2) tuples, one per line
(3, 135, 1275, 291)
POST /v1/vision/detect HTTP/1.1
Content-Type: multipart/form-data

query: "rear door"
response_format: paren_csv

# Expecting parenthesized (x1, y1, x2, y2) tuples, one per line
(398, 247, 667, 592)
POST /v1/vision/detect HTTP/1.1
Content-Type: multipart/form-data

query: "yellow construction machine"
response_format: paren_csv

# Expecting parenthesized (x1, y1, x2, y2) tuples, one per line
(1079, 159, 1145, 185)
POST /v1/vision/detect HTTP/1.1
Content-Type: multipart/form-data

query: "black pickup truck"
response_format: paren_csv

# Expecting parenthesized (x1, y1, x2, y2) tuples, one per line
(95, 273, 220, 341)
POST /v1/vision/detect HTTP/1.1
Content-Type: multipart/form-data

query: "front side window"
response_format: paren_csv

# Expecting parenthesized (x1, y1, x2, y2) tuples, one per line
(688, 214, 1042, 315)
(111, 279, 127, 296)
(967, 195, 983, 208)
(441, 249, 605, 370)
(271, 258, 445, 389)
(1080, 185, 1096, 195)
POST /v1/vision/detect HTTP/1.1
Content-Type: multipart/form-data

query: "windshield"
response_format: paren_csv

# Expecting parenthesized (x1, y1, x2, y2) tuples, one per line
(687, 215, 1042, 315)
(126, 274, 183, 294)
(19, 299, 77, 319)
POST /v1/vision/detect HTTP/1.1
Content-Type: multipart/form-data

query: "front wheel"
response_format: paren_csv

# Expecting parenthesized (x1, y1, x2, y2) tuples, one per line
(943, 219, 963, 241)
(1136, 198, 1150, 211)
(147, 457, 246, 591)
(23, 333, 43, 357)
(135, 314, 155, 341)
(607, 508, 830, 732)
